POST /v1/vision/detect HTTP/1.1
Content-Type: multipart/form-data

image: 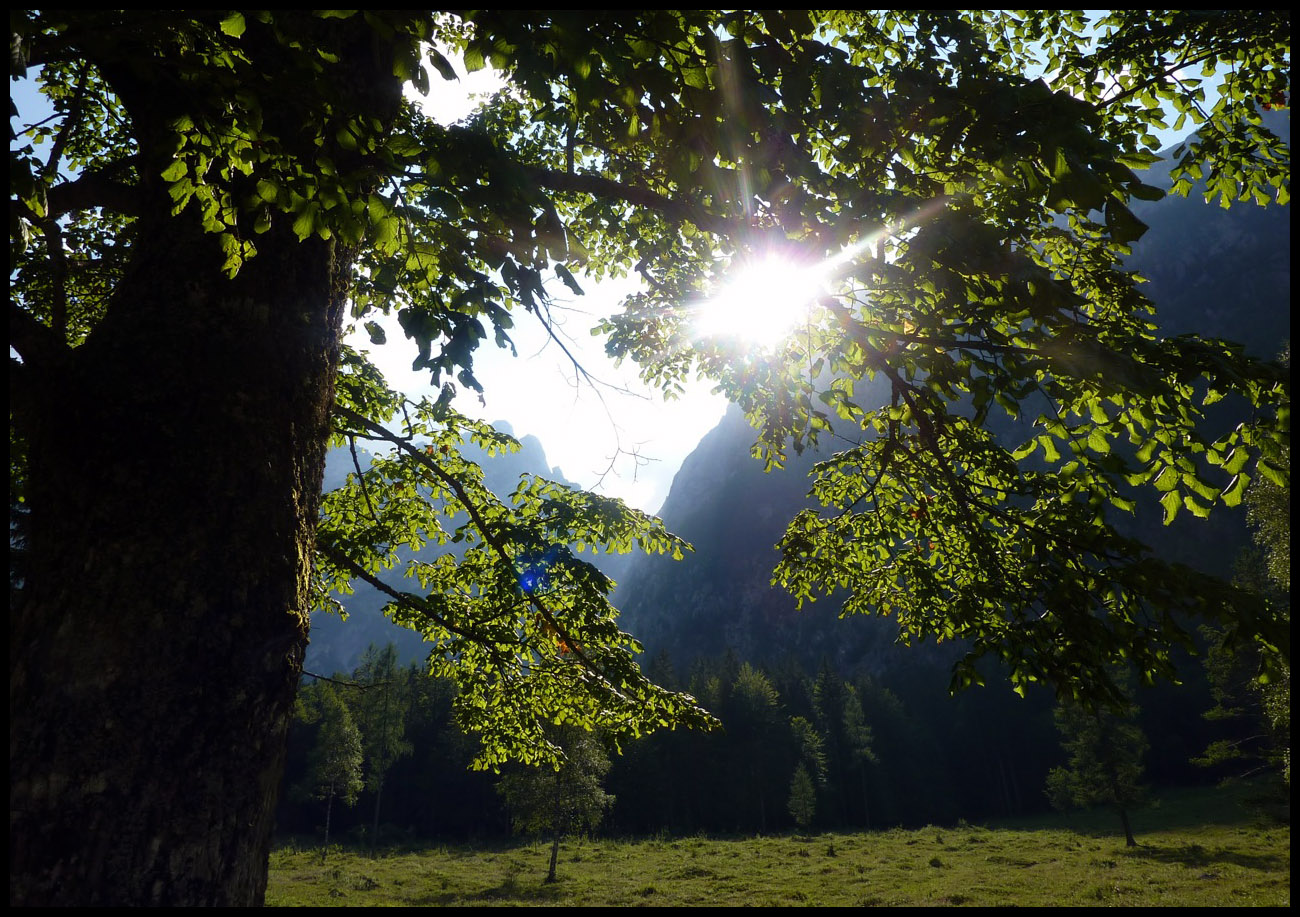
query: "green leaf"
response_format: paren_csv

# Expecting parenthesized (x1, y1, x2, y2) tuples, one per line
(1258, 459, 1287, 488)
(291, 201, 320, 241)
(1105, 199, 1148, 245)
(219, 12, 246, 37)
(428, 49, 459, 82)
(1159, 490, 1181, 525)
(1086, 427, 1111, 454)
(1129, 182, 1165, 202)
(1117, 150, 1162, 169)
(1220, 473, 1249, 507)
(555, 263, 584, 296)
(1011, 440, 1038, 460)
(373, 214, 400, 253)
(335, 125, 358, 152)
(463, 44, 486, 73)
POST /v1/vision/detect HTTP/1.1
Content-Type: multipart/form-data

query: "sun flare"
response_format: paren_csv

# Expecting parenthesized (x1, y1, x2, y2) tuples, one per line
(693, 252, 828, 348)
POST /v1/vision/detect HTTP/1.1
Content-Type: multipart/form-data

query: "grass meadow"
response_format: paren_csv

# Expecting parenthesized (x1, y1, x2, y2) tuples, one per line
(267, 782, 1289, 907)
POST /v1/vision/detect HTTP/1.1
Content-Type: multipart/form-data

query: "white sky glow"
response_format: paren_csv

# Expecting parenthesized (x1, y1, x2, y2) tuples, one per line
(350, 53, 732, 514)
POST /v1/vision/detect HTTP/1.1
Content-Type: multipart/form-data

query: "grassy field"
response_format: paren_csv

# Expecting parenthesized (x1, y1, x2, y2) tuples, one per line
(267, 783, 1289, 907)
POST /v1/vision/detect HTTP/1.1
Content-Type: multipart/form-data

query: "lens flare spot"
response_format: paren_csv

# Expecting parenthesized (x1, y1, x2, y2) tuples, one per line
(693, 252, 826, 348)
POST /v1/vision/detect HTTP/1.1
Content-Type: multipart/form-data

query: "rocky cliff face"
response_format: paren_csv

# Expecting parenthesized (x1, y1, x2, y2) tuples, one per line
(1127, 111, 1289, 356)
(610, 402, 939, 676)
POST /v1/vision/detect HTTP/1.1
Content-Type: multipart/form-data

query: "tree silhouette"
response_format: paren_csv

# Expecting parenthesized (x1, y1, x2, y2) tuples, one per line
(788, 764, 818, 831)
(298, 684, 365, 860)
(351, 644, 413, 855)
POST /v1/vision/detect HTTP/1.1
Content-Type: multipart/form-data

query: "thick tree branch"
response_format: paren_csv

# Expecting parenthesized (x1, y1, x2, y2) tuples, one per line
(9, 299, 71, 367)
(46, 158, 142, 217)
(523, 165, 740, 236)
(315, 539, 489, 646)
(43, 65, 90, 176)
(39, 216, 70, 342)
(1095, 48, 1221, 111)
(300, 671, 390, 689)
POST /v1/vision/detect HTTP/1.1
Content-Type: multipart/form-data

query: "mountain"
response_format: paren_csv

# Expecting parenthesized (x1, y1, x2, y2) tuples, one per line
(613, 114, 1290, 677)
(1126, 111, 1290, 357)
(608, 392, 956, 676)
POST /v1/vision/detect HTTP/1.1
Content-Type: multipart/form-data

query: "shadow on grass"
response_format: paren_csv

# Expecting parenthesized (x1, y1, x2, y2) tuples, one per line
(1123, 842, 1289, 873)
(994, 779, 1288, 840)
(409, 876, 568, 906)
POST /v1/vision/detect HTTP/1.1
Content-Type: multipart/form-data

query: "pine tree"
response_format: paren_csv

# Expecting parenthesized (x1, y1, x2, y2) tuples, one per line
(351, 644, 413, 855)
(787, 764, 818, 831)
(841, 685, 879, 827)
(723, 663, 791, 832)
(788, 715, 828, 830)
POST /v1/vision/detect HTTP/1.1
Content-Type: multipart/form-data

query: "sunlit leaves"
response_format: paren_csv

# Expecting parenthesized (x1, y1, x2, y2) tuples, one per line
(10, 8, 1289, 744)
(487, 9, 1289, 706)
(218, 12, 246, 38)
(322, 390, 713, 768)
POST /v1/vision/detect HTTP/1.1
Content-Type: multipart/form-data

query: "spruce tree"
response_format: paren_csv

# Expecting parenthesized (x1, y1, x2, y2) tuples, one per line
(351, 644, 413, 855)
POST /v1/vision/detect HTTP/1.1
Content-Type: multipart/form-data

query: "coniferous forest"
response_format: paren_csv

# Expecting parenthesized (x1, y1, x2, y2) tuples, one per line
(278, 633, 1283, 847)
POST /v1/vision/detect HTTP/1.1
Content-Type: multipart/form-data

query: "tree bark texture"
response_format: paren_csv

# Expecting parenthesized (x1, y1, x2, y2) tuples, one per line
(9, 15, 404, 904)
(10, 214, 347, 904)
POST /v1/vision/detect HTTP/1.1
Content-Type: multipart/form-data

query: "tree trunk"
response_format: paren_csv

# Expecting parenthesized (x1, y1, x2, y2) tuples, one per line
(370, 674, 392, 858)
(9, 14, 404, 905)
(548, 830, 561, 883)
(323, 786, 337, 862)
(10, 214, 349, 904)
(1117, 806, 1138, 848)
(860, 769, 871, 830)
(370, 772, 386, 858)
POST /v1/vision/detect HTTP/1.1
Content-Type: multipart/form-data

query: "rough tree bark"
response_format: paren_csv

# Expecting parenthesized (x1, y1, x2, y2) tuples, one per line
(9, 14, 404, 905)
(10, 216, 347, 905)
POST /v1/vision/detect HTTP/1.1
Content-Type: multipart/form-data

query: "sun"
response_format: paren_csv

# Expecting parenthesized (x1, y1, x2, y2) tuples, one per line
(692, 250, 828, 348)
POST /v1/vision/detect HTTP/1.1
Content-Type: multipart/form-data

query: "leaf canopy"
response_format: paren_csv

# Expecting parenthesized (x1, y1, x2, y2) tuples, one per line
(9, 10, 1290, 758)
